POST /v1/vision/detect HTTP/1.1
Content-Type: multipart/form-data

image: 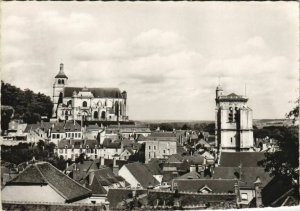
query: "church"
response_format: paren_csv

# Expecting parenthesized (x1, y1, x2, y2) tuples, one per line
(52, 63, 128, 122)
(215, 84, 254, 152)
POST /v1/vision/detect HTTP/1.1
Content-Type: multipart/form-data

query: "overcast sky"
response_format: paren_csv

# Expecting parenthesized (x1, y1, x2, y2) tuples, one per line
(1, 2, 298, 120)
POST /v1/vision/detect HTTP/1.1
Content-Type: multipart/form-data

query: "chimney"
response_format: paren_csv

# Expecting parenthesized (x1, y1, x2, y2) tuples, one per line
(89, 171, 95, 186)
(203, 156, 207, 166)
(234, 182, 241, 205)
(113, 157, 119, 175)
(100, 156, 105, 166)
(189, 164, 196, 172)
(254, 177, 263, 208)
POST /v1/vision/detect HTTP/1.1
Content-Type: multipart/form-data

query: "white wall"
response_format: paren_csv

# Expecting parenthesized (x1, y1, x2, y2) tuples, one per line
(118, 166, 140, 188)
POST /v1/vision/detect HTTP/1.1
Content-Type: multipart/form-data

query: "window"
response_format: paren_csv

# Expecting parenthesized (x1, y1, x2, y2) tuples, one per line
(231, 138, 233, 143)
(72, 133, 74, 138)
(59, 149, 63, 153)
(57, 134, 60, 139)
(149, 152, 151, 158)
(149, 146, 151, 150)
(75, 133, 77, 138)
(228, 107, 234, 122)
(154, 146, 156, 150)
(163, 150, 166, 154)
(52, 134, 55, 139)
(62, 79, 64, 84)
(58, 79, 61, 84)
(241, 193, 248, 201)
(101, 111, 106, 119)
(65, 149, 67, 154)
(94, 111, 98, 119)
(82, 101, 87, 107)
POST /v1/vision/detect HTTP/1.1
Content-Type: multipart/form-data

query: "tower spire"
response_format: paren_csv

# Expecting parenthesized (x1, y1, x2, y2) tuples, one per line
(55, 63, 68, 79)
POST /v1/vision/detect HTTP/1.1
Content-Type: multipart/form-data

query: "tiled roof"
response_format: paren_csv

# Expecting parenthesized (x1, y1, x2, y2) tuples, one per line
(149, 132, 176, 138)
(57, 139, 98, 149)
(212, 167, 272, 188)
(107, 188, 148, 208)
(166, 154, 184, 163)
(24, 124, 40, 133)
(183, 155, 204, 165)
(64, 87, 123, 98)
(219, 152, 265, 167)
(174, 171, 202, 180)
(6, 162, 91, 202)
(146, 159, 163, 175)
(124, 163, 159, 188)
(64, 121, 81, 132)
(52, 122, 66, 133)
(173, 179, 236, 193)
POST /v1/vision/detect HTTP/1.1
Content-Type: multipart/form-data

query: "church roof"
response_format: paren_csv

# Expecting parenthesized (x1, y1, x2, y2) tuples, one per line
(63, 87, 123, 98)
(219, 152, 265, 167)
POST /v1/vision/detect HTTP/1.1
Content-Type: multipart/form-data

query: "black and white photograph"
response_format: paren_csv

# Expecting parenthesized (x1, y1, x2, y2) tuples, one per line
(0, 1, 299, 210)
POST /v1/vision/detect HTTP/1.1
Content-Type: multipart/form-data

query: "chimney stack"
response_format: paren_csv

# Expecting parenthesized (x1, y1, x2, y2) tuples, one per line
(89, 171, 95, 186)
(100, 156, 105, 166)
(189, 164, 196, 172)
(113, 157, 119, 175)
(254, 177, 263, 208)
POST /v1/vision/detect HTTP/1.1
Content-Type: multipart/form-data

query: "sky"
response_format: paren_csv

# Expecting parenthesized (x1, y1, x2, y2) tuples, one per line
(1, 2, 299, 121)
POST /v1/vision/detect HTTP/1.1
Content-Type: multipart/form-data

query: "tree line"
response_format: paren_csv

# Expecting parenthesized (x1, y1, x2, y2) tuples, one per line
(1, 81, 53, 131)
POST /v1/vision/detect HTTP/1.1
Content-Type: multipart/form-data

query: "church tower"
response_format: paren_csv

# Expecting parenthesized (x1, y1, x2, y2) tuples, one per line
(52, 63, 68, 117)
(215, 85, 254, 152)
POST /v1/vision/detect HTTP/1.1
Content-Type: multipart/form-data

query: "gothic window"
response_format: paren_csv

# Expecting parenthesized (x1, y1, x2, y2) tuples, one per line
(228, 107, 234, 122)
(82, 101, 87, 107)
(101, 111, 106, 119)
(94, 111, 98, 119)
(115, 101, 119, 115)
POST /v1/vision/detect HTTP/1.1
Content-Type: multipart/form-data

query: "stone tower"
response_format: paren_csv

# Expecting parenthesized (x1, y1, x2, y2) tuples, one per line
(215, 85, 254, 152)
(52, 63, 68, 117)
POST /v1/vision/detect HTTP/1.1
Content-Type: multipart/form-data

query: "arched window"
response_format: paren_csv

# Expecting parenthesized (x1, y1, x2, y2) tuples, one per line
(82, 101, 87, 107)
(101, 111, 106, 119)
(58, 79, 61, 84)
(119, 102, 123, 115)
(94, 111, 98, 119)
(62, 79, 64, 84)
(115, 101, 119, 115)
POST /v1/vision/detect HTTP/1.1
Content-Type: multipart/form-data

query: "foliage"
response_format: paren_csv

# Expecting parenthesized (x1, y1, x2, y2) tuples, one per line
(286, 98, 299, 124)
(1, 81, 53, 126)
(1, 105, 14, 134)
(258, 99, 299, 183)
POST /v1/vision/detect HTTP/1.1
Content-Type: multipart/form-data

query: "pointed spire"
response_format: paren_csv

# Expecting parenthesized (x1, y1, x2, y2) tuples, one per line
(55, 63, 68, 79)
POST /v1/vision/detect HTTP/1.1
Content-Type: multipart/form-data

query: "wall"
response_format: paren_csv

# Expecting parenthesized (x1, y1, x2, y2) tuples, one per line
(118, 166, 140, 188)
(2, 185, 65, 203)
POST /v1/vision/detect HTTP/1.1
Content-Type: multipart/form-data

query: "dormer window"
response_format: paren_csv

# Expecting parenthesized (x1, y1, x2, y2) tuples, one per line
(82, 101, 87, 107)
(198, 185, 212, 193)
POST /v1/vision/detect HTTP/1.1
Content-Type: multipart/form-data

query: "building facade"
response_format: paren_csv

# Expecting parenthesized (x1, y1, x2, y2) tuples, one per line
(215, 85, 254, 152)
(52, 63, 128, 122)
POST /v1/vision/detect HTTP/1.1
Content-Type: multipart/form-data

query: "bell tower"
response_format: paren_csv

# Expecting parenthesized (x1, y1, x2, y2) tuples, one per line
(52, 63, 68, 117)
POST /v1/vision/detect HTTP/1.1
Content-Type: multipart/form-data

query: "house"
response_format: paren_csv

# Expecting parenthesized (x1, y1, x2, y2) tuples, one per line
(212, 166, 273, 206)
(119, 148, 134, 160)
(107, 188, 148, 210)
(1, 162, 92, 203)
(107, 124, 151, 139)
(144, 132, 177, 163)
(118, 162, 160, 188)
(171, 178, 236, 194)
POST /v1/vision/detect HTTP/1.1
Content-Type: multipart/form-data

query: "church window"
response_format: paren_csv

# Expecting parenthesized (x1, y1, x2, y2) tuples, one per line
(82, 101, 87, 107)
(101, 111, 106, 119)
(228, 107, 234, 122)
(62, 79, 64, 84)
(58, 79, 61, 84)
(94, 111, 98, 119)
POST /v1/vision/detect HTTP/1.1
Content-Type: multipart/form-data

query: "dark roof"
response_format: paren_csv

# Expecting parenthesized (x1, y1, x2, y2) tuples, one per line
(219, 152, 265, 167)
(103, 159, 128, 169)
(124, 163, 159, 188)
(103, 139, 121, 148)
(64, 121, 81, 132)
(7, 162, 91, 202)
(173, 179, 236, 193)
(212, 167, 272, 188)
(149, 132, 176, 138)
(52, 122, 66, 133)
(183, 155, 204, 165)
(107, 188, 147, 208)
(175, 171, 202, 180)
(64, 87, 123, 98)
(146, 159, 163, 175)
(57, 139, 98, 149)
(24, 124, 40, 133)
(166, 154, 184, 163)
(55, 65, 68, 79)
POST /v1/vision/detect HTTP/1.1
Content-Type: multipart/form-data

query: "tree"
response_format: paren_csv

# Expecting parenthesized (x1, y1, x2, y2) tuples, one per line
(258, 99, 299, 183)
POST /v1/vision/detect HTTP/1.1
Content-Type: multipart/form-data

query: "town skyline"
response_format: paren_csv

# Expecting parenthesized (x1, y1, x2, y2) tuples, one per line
(2, 2, 298, 120)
